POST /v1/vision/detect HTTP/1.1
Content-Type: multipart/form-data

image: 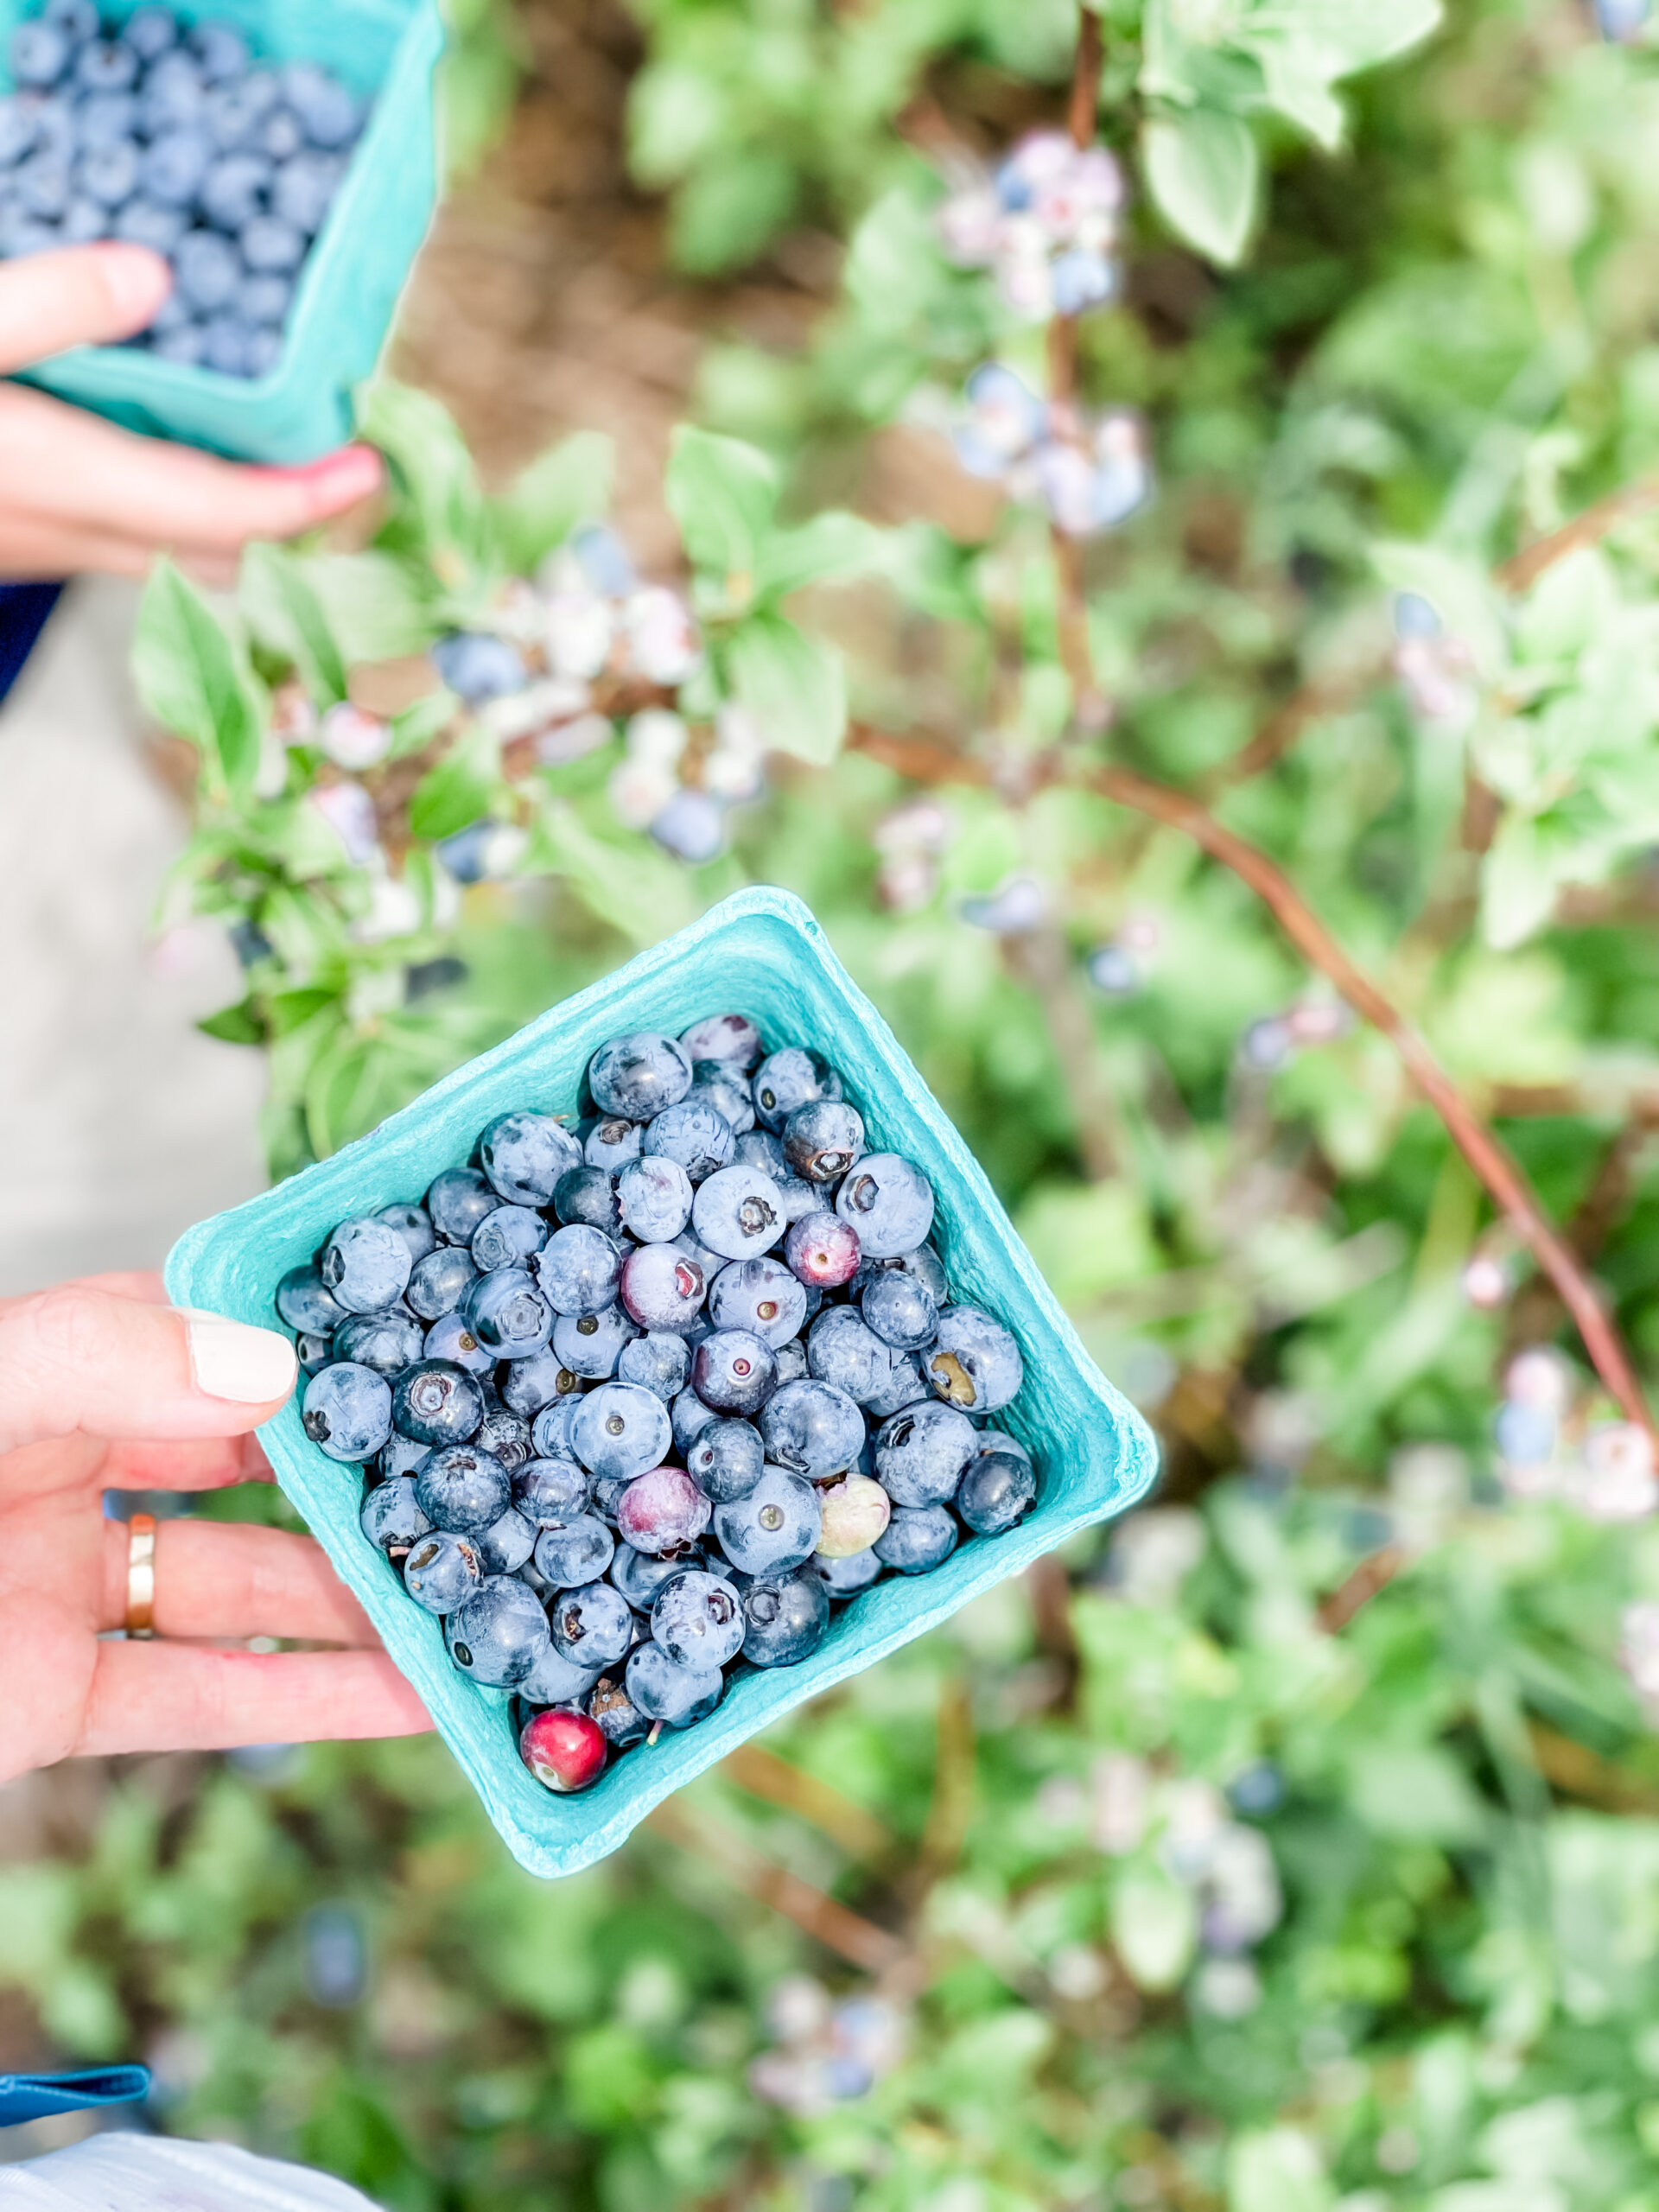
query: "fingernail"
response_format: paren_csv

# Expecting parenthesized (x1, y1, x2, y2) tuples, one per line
(184, 1312, 297, 1403)
(92, 241, 170, 321)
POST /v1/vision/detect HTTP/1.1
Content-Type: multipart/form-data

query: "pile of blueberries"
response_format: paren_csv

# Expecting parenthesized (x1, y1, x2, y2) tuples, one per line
(0, 1, 363, 378)
(275, 1014, 1038, 1795)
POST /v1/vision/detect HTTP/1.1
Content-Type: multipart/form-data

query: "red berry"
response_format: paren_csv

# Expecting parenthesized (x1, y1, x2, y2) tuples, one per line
(519, 1706, 607, 1793)
(785, 1210, 861, 1288)
(617, 1463, 712, 1554)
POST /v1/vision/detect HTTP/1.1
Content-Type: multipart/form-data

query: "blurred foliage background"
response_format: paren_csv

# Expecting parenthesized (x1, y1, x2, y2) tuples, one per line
(15, 1, 1659, 2208)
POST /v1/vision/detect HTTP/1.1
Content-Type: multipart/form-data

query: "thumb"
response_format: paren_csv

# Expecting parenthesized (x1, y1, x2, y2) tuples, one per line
(0, 245, 172, 374)
(0, 1283, 296, 1454)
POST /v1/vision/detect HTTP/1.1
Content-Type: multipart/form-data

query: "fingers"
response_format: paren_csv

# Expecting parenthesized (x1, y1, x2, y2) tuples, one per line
(0, 245, 172, 373)
(0, 1283, 296, 1455)
(101, 1431, 273, 1491)
(102, 1520, 380, 1645)
(79, 1643, 432, 1758)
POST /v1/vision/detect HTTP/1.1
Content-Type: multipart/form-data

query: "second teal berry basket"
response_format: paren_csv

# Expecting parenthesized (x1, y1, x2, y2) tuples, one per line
(166, 887, 1159, 1879)
(0, 0, 443, 462)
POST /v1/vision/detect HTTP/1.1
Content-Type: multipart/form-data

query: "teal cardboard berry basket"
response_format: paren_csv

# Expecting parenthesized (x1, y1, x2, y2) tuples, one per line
(166, 887, 1159, 1879)
(0, 0, 443, 463)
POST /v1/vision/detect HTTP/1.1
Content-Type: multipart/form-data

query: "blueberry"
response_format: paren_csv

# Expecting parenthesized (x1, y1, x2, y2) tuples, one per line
(693, 1328, 777, 1417)
(671, 1385, 719, 1456)
(584, 1115, 641, 1170)
(760, 1378, 864, 1479)
(302, 1362, 391, 1462)
(645, 1097, 734, 1184)
(373, 1202, 436, 1264)
(874, 1504, 958, 1574)
(360, 1475, 430, 1557)
(205, 68, 277, 150)
(14, 150, 68, 216)
(73, 139, 137, 212)
(519, 1641, 603, 1707)
(817, 1475, 892, 1557)
(680, 1012, 763, 1071)
(714, 1466, 822, 1576)
(874, 1401, 976, 1507)
(138, 52, 205, 136)
(280, 57, 358, 148)
(871, 1243, 950, 1304)
(616, 1331, 690, 1401)
(468, 1511, 531, 1585)
(807, 1307, 893, 1406)
(409, 1445, 512, 1545)
(956, 1450, 1037, 1535)
(784, 1211, 861, 1289)
(272, 147, 340, 232)
(650, 787, 726, 866)
(706, 1255, 806, 1349)
(616, 1463, 710, 1554)
(333, 1306, 423, 1378)
(43, 0, 98, 35)
(532, 1513, 615, 1589)
(624, 1641, 722, 1728)
(0, 95, 38, 167)
(618, 1242, 706, 1333)
(529, 1224, 620, 1319)
(552, 1165, 621, 1236)
(652, 1568, 743, 1670)
(240, 210, 303, 270)
(405, 1243, 478, 1323)
(276, 1263, 345, 1335)
(586, 1034, 692, 1126)
(320, 1216, 412, 1313)
(120, 6, 177, 62)
(459, 1267, 553, 1360)
(475, 1402, 531, 1469)
(685, 1417, 765, 1504)
(148, 315, 206, 362)
(588, 1673, 650, 1747)
(0, 210, 65, 256)
(142, 125, 209, 205)
(430, 631, 526, 702)
(424, 1168, 493, 1248)
(446, 1575, 550, 1686)
(589, 1471, 632, 1526)
(570, 1382, 673, 1484)
(391, 1359, 484, 1447)
(752, 1046, 840, 1133)
(259, 103, 303, 161)
(608, 1541, 702, 1611)
(784, 1098, 865, 1184)
(500, 1347, 577, 1417)
(378, 1429, 432, 1482)
(10, 23, 70, 87)
(200, 148, 268, 229)
(773, 1338, 809, 1386)
(691, 1163, 785, 1262)
(865, 1350, 929, 1419)
(73, 38, 137, 93)
(549, 1578, 633, 1669)
(531, 1396, 582, 1459)
(836, 1154, 934, 1261)
(616, 1154, 693, 1243)
(860, 1268, 938, 1352)
(295, 1328, 332, 1373)
(199, 310, 256, 377)
(240, 269, 290, 325)
(170, 225, 240, 310)
(741, 1571, 829, 1666)
(423, 1310, 496, 1374)
(554, 1300, 639, 1381)
(189, 20, 250, 84)
(469, 1204, 547, 1274)
(734, 1128, 788, 1180)
(926, 1306, 1024, 1414)
(513, 1455, 592, 1524)
(479, 1109, 581, 1208)
(807, 1548, 882, 1599)
(400, 1529, 482, 1613)
(973, 1427, 1031, 1466)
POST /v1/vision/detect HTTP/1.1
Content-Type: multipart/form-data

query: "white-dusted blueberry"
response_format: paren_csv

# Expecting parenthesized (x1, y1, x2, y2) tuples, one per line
(589, 1472, 631, 1525)
(692, 1163, 785, 1261)
(760, 1379, 864, 1479)
(733, 1128, 787, 1180)
(617, 1331, 690, 1401)
(611, 1540, 708, 1609)
(333, 1308, 422, 1377)
(555, 1302, 639, 1382)
(652, 1569, 743, 1671)
(377, 1430, 430, 1481)
(865, 1351, 927, 1419)
(276, 1263, 343, 1334)
(584, 1116, 642, 1170)
(617, 1154, 693, 1243)
(691, 1065, 755, 1135)
(571, 1382, 673, 1482)
(926, 1306, 1024, 1414)
(707, 1255, 805, 1348)
(874, 1402, 976, 1507)
(426, 1166, 497, 1245)
(773, 1339, 809, 1386)
(671, 1385, 719, 1455)
(835, 1155, 933, 1261)
(475, 1402, 531, 1470)
(617, 1464, 711, 1554)
(974, 1427, 1031, 1465)
(460, 1268, 553, 1359)
(686, 1416, 766, 1503)
(371, 1203, 435, 1265)
(406, 1243, 478, 1322)
(784, 1211, 861, 1289)
(120, 4, 177, 61)
(321, 1217, 412, 1313)
(817, 1475, 892, 1558)
(873, 1243, 950, 1304)
(741, 1571, 829, 1666)
(531, 1396, 582, 1459)
(550, 1579, 633, 1668)
(645, 1097, 734, 1183)
(693, 1329, 777, 1417)
(280, 56, 358, 146)
(957, 1452, 1037, 1535)
(874, 1504, 958, 1574)
(404, 1529, 482, 1613)
(480, 1109, 582, 1207)
(588, 1032, 692, 1121)
(784, 1098, 865, 1184)
(533, 1224, 622, 1317)
(553, 1165, 623, 1235)
(302, 1362, 391, 1461)
(714, 1467, 822, 1576)
(477, 1506, 537, 1574)
(519, 1641, 603, 1708)
(807, 1547, 882, 1599)
(861, 1268, 938, 1351)
(680, 1012, 763, 1071)
(472, 1204, 548, 1274)
(501, 1347, 578, 1416)
(391, 1359, 484, 1446)
(190, 18, 250, 83)
(752, 1046, 841, 1133)
(807, 1306, 893, 1406)
(588, 1673, 650, 1747)
(533, 1513, 615, 1588)
(423, 1310, 496, 1374)
(513, 1457, 593, 1526)
(625, 1640, 723, 1727)
(415, 1442, 512, 1535)
(447, 1575, 550, 1686)
(295, 1329, 332, 1374)
(360, 1476, 430, 1557)
(619, 1243, 706, 1332)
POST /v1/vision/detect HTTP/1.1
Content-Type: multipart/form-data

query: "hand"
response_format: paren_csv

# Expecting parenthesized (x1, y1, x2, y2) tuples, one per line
(0, 1273, 430, 1783)
(0, 243, 383, 585)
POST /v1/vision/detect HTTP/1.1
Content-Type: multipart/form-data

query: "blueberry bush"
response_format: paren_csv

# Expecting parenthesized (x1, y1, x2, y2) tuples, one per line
(14, 0, 1659, 2206)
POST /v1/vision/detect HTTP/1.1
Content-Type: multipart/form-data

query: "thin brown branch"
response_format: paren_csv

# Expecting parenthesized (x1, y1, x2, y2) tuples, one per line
(719, 1742, 895, 1859)
(907, 1674, 976, 1903)
(1318, 1544, 1408, 1632)
(1497, 475, 1659, 594)
(1001, 926, 1122, 1179)
(1526, 1719, 1659, 1815)
(1198, 670, 1380, 797)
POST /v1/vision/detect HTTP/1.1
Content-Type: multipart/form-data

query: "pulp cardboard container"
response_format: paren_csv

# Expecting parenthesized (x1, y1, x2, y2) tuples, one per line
(166, 887, 1159, 1878)
(0, 0, 443, 461)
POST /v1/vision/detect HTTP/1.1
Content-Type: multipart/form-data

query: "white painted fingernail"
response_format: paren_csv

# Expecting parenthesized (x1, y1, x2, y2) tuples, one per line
(184, 1312, 297, 1403)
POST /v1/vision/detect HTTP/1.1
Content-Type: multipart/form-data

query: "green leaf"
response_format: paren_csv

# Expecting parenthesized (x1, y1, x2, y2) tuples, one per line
(388, 689, 460, 762)
(266, 987, 342, 1039)
(357, 378, 496, 592)
(1228, 2129, 1332, 2212)
(298, 553, 436, 663)
(410, 727, 499, 842)
(131, 558, 266, 798)
(664, 425, 779, 586)
(493, 432, 615, 575)
(197, 999, 264, 1046)
(536, 800, 698, 945)
(239, 542, 349, 708)
(1109, 1868, 1197, 1992)
(1142, 108, 1259, 267)
(726, 612, 847, 766)
(753, 511, 886, 601)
